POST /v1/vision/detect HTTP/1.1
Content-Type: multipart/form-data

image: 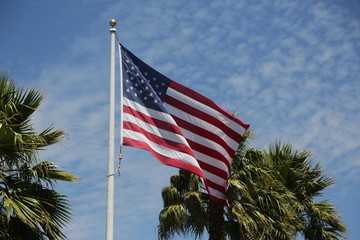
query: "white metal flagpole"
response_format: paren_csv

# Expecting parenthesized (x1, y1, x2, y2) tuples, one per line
(106, 19, 117, 240)
(118, 35, 124, 162)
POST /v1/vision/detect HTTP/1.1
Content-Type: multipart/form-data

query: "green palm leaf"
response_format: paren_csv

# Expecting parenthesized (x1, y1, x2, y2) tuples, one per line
(158, 134, 347, 240)
(0, 73, 77, 239)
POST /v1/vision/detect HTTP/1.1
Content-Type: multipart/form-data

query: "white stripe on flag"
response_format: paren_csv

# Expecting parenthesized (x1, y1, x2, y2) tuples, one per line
(164, 102, 239, 151)
(123, 129, 200, 167)
(123, 98, 178, 126)
(202, 169, 227, 186)
(167, 87, 247, 136)
(179, 127, 232, 164)
(123, 112, 189, 147)
(208, 187, 226, 201)
(193, 150, 229, 176)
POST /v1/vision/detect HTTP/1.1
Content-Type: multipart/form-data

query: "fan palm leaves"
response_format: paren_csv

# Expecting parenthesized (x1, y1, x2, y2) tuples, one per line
(264, 142, 347, 239)
(225, 145, 300, 240)
(158, 131, 347, 240)
(158, 170, 208, 240)
(0, 73, 78, 239)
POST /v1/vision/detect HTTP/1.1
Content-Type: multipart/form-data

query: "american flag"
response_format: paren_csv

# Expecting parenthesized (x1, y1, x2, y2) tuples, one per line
(120, 45, 249, 205)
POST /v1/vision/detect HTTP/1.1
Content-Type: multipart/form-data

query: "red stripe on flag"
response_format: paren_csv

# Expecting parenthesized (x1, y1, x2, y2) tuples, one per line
(164, 95, 243, 144)
(123, 121, 195, 157)
(123, 137, 204, 178)
(171, 115, 236, 158)
(123, 105, 183, 135)
(197, 160, 228, 180)
(187, 138, 231, 169)
(205, 180, 227, 195)
(168, 80, 250, 129)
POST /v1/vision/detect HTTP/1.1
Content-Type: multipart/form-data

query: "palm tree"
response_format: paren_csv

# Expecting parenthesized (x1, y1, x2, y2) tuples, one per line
(226, 146, 300, 240)
(158, 132, 299, 240)
(158, 133, 347, 239)
(263, 142, 347, 239)
(0, 73, 78, 239)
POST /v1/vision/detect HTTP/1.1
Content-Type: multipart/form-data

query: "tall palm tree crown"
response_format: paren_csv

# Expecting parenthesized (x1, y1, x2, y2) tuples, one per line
(158, 131, 347, 240)
(263, 142, 347, 239)
(0, 73, 78, 240)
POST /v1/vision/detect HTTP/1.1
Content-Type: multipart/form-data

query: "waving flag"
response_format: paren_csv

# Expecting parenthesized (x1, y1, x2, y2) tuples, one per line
(120, 45, 249, 205)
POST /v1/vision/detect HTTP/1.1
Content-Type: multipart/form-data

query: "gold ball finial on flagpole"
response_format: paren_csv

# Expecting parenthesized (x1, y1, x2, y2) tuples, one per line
(109, 19, 117, 27)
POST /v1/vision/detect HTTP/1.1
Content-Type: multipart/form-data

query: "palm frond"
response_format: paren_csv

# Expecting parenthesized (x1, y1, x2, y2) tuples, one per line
(21, 161, 78, 186)
(302, 200, 347, 240)
(161, 186, 182, 207)
(0, 73, 77, 239)
(158, 204, 187, 240)
(158, 135, 347, 240)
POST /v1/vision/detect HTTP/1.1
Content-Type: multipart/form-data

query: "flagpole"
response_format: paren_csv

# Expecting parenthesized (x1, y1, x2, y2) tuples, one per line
(106, 19, 117, 240)
(118, 38, 124, 160)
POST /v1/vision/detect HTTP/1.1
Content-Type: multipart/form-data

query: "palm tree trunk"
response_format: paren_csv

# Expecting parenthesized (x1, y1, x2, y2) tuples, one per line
(208, 201, 226, 240)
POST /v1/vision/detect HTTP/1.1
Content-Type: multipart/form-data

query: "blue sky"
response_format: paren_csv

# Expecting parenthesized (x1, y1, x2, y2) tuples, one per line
(1, 0, 360, 239)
